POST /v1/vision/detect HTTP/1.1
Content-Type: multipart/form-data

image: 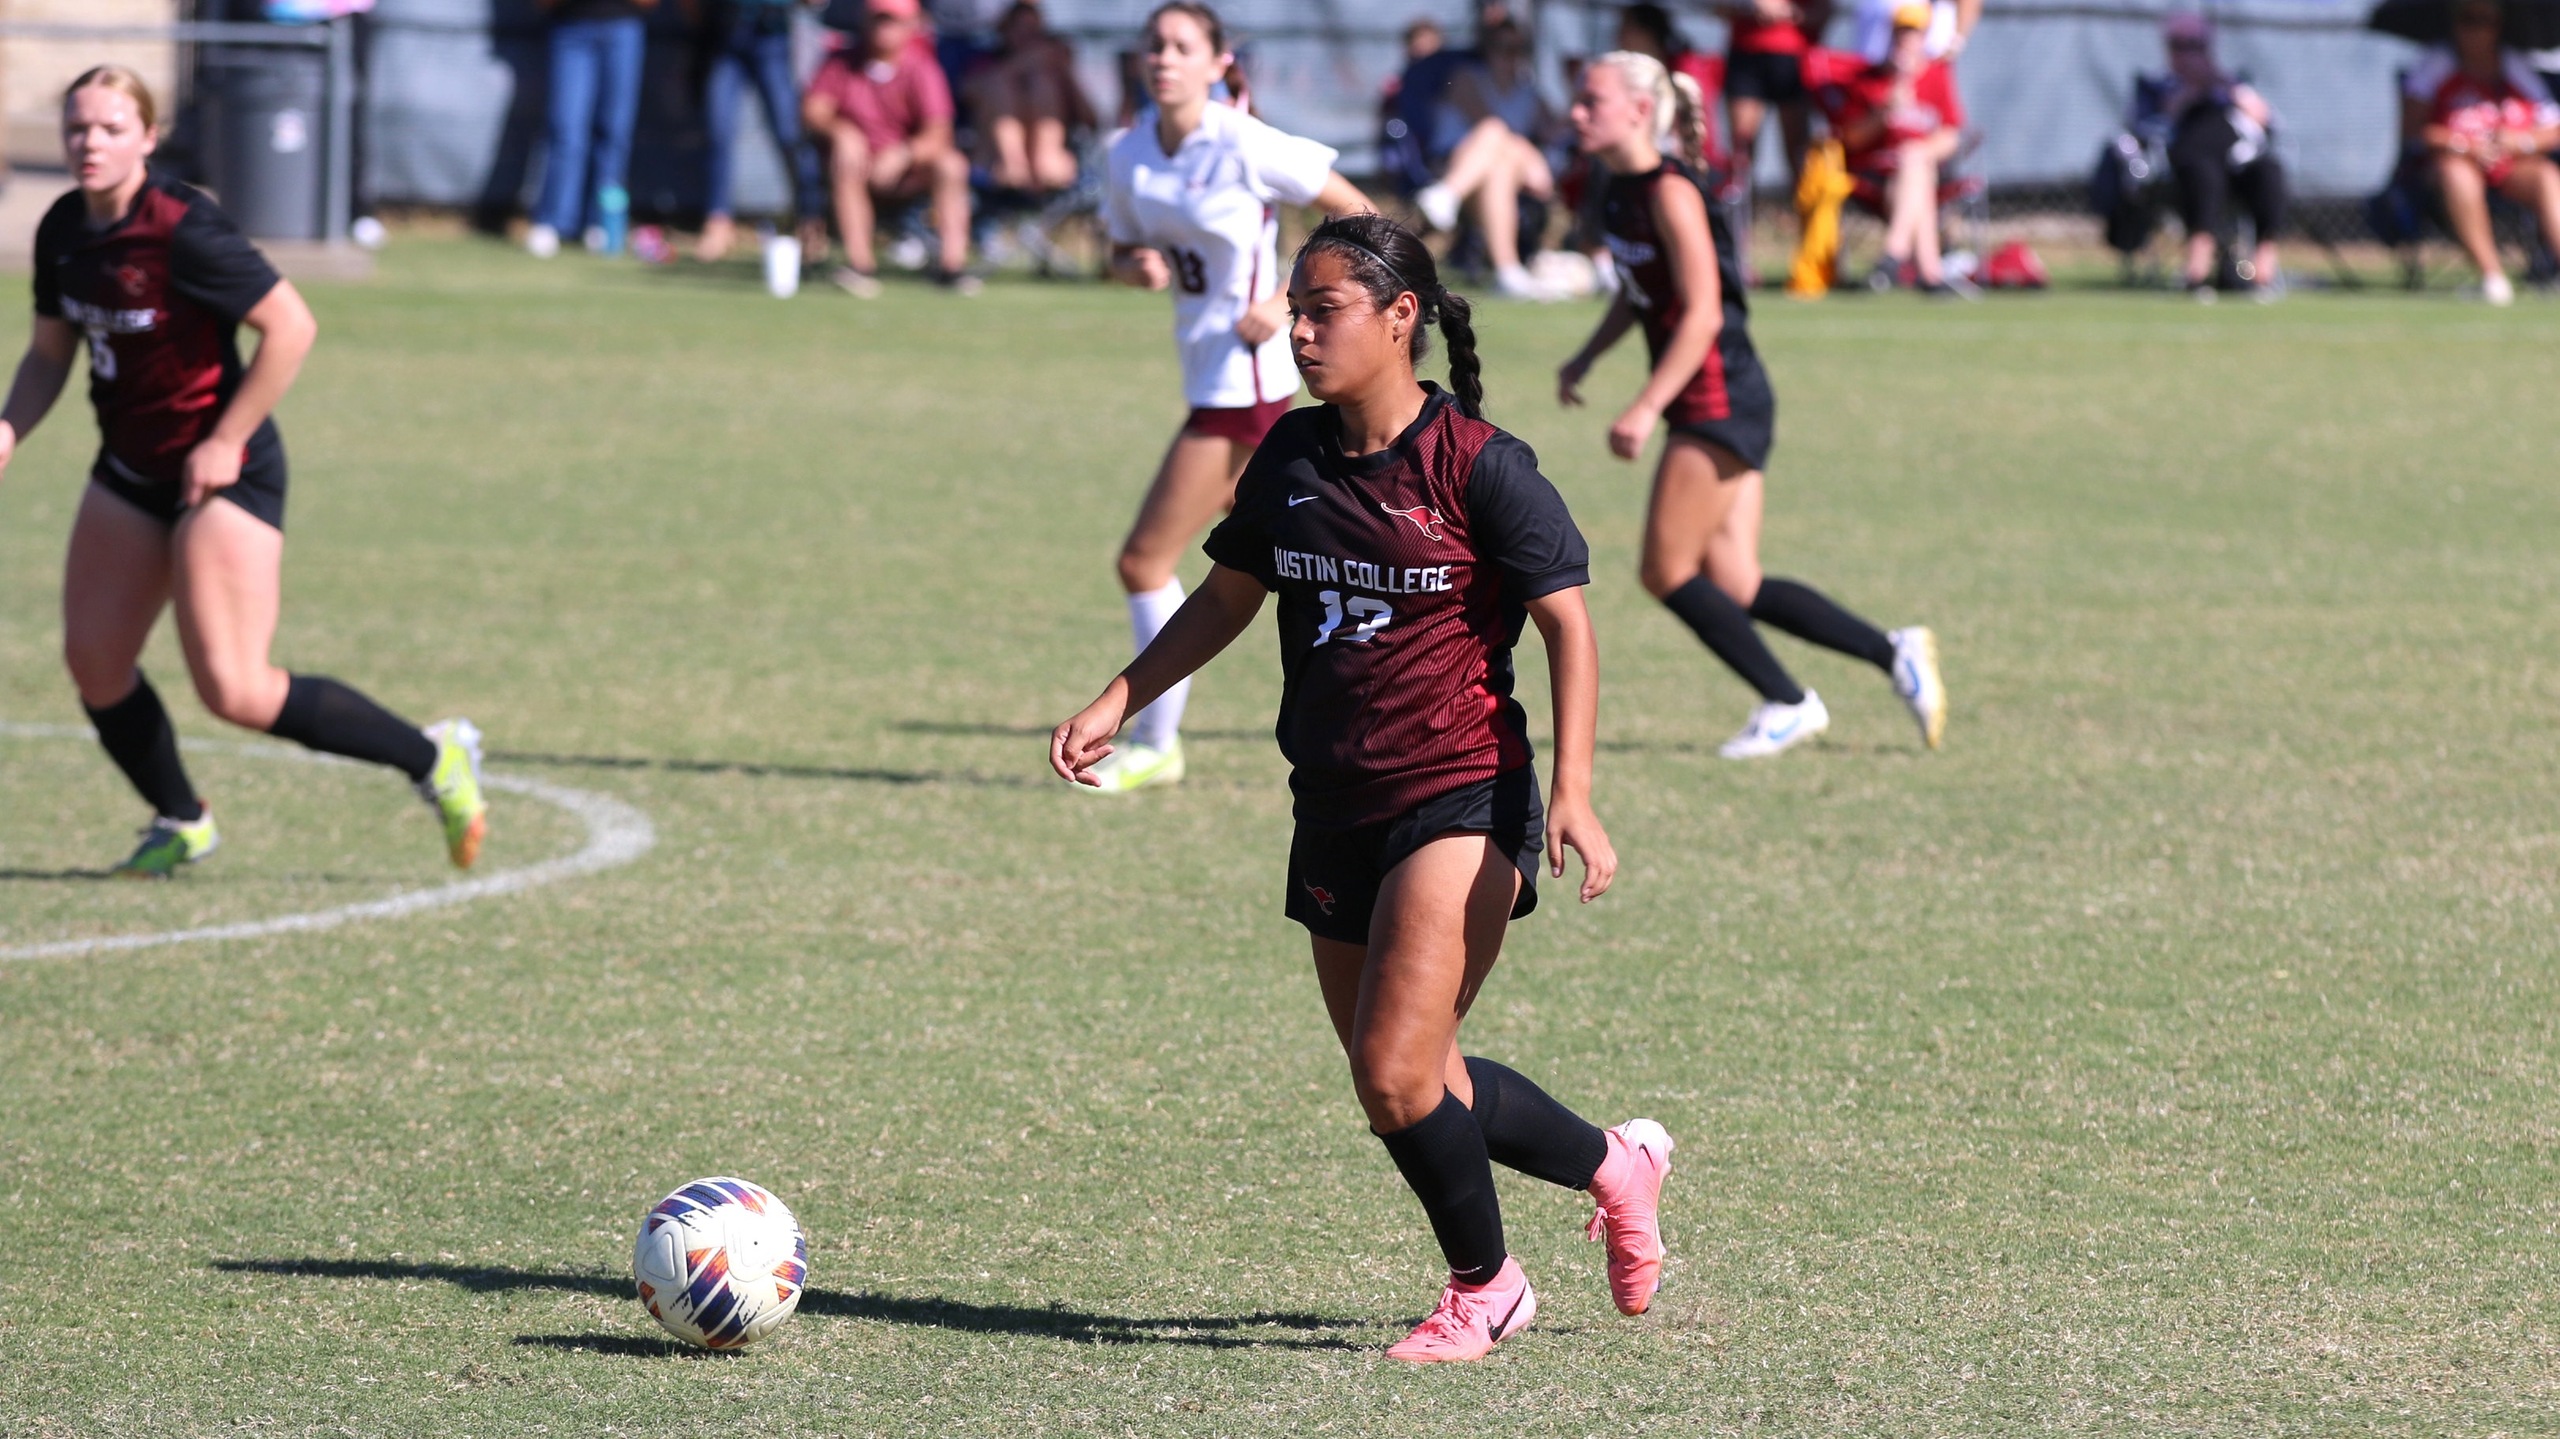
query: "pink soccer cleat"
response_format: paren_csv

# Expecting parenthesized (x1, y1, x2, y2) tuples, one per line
(1383, 1257, 1538, 1363)
(1586, 1118, 1675, 1315)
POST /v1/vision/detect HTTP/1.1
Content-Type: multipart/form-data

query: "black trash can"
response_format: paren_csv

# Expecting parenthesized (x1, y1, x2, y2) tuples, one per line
(198, 46, 327, 240)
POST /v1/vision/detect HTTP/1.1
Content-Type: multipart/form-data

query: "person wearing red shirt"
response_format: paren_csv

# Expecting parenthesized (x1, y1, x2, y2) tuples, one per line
(1804, 4, 1970, 294)
(802, 0, 976, 295)
(1716, 0, 1830, 200)
(2402, 0, 2560, 305)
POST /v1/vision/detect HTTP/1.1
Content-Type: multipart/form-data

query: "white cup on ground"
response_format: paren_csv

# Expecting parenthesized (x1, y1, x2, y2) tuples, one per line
(763, 233, 802, 298)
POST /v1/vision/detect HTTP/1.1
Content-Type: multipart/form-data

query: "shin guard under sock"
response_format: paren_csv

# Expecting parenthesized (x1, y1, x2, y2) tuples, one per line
(1464, 1057, 1610, 1191)
(267, 675, 436, 782)
(1126, 580, 1190, 752)
(1661, 576, 1804, 704)
(1749, 577, 1895, 669)
(1376, 1090, 1509, 1284)
(84, 674, 203, 822)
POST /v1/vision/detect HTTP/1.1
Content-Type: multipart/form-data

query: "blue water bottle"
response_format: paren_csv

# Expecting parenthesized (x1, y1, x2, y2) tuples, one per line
(596, 185, 630, 257)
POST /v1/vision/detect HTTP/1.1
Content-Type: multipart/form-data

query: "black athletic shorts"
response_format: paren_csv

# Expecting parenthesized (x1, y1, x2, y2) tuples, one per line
(1669, 347, 1777, 473)
(1722, 50, 1806, 106)
(89, 431, 288, 533)
(1283, 765, 1545, 945)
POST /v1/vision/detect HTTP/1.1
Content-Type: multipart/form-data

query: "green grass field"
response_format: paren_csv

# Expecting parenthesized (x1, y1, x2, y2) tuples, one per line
(2, 242, 2556, 1436)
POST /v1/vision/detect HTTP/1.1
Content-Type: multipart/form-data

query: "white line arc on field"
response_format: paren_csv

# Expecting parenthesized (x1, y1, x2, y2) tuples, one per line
(0, 722, 656, 961)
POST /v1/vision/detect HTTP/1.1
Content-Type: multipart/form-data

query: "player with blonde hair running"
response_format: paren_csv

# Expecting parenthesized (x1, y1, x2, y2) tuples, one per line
(1084, 1, 1370, 792)
(0, 66, 486, 874)
(1559, 50, 1945, 759)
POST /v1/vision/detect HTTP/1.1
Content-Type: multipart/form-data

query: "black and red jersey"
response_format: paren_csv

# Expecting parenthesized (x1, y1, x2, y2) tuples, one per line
(1204, 387, 1590, 827)
(1599, 156, 1757, 428)
(34, 174, 283, 485)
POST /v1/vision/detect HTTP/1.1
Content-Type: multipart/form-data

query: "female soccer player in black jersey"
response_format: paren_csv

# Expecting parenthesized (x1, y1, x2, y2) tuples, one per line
(1559, 51, 1949, 761)
(0, 67, 486, 876)
(1052, 215, 1675, 1363)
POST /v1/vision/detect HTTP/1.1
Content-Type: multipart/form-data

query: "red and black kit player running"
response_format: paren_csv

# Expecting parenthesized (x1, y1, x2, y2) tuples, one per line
(1559, 50, 1948, 760)
(0, 67, 487, 876)
(1052, 215, 1675, 1363)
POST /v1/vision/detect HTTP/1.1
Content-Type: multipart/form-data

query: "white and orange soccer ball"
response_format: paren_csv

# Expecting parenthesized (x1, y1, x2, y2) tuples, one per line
(631, 1177, 809, 1349)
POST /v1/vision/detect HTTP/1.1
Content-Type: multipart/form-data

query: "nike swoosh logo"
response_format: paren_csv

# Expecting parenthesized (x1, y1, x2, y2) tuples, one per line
(1487, 1288, 1528, 1341)
(1766, 717, 1799, 741)
(1287, 494, 1319, 506)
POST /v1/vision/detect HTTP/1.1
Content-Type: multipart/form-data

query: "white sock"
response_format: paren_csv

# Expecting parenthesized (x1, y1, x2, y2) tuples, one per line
(1127, 580, 1189, 753)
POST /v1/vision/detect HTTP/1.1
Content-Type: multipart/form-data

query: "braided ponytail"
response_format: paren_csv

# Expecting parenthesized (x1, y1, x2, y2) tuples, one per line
(1436, 289, 1484, 419)
(1295, 213, 1488, 419)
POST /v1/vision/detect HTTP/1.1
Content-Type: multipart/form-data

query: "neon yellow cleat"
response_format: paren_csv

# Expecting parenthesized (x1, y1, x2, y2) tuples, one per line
(113, 808, 219, 878)
(1078, 738, 1186, 794)
(417, 718, 489, 868)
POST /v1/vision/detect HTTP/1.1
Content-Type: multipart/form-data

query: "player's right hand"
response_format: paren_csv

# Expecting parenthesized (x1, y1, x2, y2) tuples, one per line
(1050, 683, 1130, 786)
(1119, 248, 1172, 291)
(0, 420, 16, 480)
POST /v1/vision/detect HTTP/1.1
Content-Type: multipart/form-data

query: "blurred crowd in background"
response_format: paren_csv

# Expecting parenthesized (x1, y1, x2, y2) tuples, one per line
(147, 0, 2560, 301)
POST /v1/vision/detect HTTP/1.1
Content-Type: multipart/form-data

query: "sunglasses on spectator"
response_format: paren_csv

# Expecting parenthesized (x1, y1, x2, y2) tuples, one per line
(2168, 38, 2206, 50)
(2455, 10, 2500, 26)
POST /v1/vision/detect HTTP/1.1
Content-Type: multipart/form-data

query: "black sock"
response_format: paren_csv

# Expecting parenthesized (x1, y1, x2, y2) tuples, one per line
(1749, 577, 1895, 670)
(85, 673, 203, 822)
(1464, 1057, 1609, 1191)
(267, 675, 436, 782)
(1661, 576, 1804, 704)
(1375, 1091, 1508, 1284)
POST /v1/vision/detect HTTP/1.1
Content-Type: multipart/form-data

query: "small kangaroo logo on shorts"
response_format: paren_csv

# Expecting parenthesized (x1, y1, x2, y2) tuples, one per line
(1302, 883, 1337, 915)
(1380, 503, 1448, 542)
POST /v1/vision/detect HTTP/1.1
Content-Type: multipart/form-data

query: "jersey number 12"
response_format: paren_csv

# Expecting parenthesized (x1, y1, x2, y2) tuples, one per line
(1312, 590, 1392, 646)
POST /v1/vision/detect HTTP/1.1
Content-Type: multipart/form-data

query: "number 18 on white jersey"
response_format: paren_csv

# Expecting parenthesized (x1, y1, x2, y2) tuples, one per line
(1104, 103, 1339, 411)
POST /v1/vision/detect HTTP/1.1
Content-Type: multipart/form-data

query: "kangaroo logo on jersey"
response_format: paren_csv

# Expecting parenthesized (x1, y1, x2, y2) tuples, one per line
(115, 264, 150, 299)
(1380, 503, 1448, 542)
(1301, 883, 1337, 915)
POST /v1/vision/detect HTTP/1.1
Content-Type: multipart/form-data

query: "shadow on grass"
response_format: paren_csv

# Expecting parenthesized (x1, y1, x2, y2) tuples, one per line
(513, 1333, 708, 1358)
(0, 868, 111, 881)
(486, 748, 1038, 790)
(893, 720, 1268, 743)
(214, 1259, 1365, 1351)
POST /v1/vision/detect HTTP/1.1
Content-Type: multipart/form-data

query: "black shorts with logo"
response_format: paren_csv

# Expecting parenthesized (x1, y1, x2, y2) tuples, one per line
(1283, 765, 1545, 945)
(89, 425, 288, 533)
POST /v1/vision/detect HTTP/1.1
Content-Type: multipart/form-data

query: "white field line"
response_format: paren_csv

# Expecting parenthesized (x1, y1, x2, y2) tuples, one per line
(0, 722, 655, 961)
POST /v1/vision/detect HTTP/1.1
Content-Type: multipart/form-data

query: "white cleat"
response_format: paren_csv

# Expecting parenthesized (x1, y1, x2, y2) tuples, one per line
(524, 223, 560, 259)
(1888, 626, 1947, 750)
(2483, 272, 2516, 307)
(1415, 182, 1461, 234)
(1718, 691, 1828, 760)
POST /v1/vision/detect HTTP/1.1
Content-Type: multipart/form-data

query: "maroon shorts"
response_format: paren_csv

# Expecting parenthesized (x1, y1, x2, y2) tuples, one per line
(1182, 397, 1293, 448)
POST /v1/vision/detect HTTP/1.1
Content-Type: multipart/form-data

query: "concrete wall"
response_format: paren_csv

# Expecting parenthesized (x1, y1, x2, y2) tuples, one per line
(1, 0, 183, 170)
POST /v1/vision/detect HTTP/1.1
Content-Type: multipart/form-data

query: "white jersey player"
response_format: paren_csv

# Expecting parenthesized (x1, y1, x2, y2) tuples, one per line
(1082, 1, 1369, 795)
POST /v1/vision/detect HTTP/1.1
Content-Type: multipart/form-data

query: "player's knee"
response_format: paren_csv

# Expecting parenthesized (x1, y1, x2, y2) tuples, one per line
(1349, 1054, 1444, 1133)
(190, 662, 283, 729)
(1712, 565, 1762, 607)
(63, 645, 136, 708)
(1638, 554, 1694, 599)
(1115, 546, 1165, 594)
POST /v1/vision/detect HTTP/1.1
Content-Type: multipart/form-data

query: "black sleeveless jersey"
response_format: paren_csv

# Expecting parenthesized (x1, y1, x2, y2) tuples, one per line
(1598, 155, 1762, 426)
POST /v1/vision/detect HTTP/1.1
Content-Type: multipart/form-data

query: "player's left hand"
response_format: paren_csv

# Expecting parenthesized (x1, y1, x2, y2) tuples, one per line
(1050, 682, 1130, 786)
(1607, 402, 1658, 460)
(181, 438, 245, 509)
(1547, 794, 1616, 903)
(1235, 292, 1289, 346)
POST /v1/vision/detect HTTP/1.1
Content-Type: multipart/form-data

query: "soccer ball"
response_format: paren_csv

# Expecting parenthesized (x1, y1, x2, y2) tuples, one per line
(631, 1177, 809, 1349)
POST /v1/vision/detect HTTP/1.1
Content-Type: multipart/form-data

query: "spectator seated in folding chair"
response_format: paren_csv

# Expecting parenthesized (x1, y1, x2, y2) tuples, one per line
(1802, 6, 1976, 297)
(2394, 0, 2560, 304)
(956, 1, 1100, 272)
(1403, 19, 1568, 298)
(2094, 14, 2285, 300)
(803, 0, 978, 294)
